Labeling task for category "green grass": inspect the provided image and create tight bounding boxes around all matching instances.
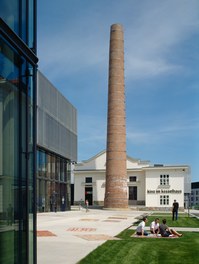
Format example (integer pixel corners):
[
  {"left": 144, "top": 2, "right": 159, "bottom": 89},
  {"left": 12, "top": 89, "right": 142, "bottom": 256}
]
[
  {"left": 145, "top": 214, "right": 199, "bottom": 228},
  {"left": 132, "top": 213, "right": 199, "bottom": 228},
  {"left": 79, "top": 231, "right": 199, "bottom": 264},
  {"left": 78, "top": 214, "right": 199, "bottom": 264}
]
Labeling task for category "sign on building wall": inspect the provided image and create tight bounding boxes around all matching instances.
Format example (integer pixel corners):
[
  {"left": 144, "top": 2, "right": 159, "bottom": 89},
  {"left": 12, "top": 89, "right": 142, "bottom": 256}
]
[{"left": 147, "top": 189, "right": 182, "bottom": 194}]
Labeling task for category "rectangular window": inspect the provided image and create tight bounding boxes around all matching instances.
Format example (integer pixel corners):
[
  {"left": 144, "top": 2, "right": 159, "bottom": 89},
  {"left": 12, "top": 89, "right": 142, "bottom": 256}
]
[
  {"left": 37, "top": 151, "right": 47, "bottom": 178},
  {"left": 85, "top": 177, "right": 92, "bottom": 183},
  {"left": 160, "top": 174, "right": 169, "bottom": 185},
  {"left": 160, "top": 195, "right": 169, "bottom": 205},
  {"left": 129, "top": 176, "right": 137, "bottom": 182},
  {"left": 56, "top": 157, "right": 60, "bottom": 181},
  {"left": 60, "top": 159, "right": 64, "bottom": 182},
  {"left": 64, "top": 162, "right": 69, "bottom": 182},
  {"left": 47, "top": 154, "right": 51, "bottom": 179},
  {"left": 51, "top": 155, "right": 56, "bottom": 180}
]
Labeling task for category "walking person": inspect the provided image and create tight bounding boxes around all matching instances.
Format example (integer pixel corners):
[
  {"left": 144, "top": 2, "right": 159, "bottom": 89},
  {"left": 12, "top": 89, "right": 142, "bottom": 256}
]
[
  {"left": 85, "top": 199, "right": 89, "bottom": 212},
  {"left": 172, "top": 199, "right": 179, "bottom": 221},
  {"left": 79, "top": 199, "right": 83, "bottom": 210}
]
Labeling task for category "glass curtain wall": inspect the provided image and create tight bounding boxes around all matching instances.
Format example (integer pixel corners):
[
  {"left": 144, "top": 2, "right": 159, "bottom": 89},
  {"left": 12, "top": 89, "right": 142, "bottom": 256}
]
[
  {"left": 37, "top": 149, "right": 71, "bottom": 212},
  {"left": 0, "top": 35, "right": 36, "bottom": 264},
  {"left": 0, "top": 0, "right": 37, "bottom": 263}
]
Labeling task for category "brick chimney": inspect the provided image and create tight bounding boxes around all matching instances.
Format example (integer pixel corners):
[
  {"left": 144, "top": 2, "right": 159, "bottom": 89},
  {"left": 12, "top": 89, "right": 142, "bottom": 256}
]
[{"left": 104, "top": 24, "right": 128, "bottom": 209}]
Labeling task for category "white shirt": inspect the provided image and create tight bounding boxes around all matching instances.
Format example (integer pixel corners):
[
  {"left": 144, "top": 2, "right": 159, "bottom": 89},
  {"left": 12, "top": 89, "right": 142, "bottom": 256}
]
[
  {"left": 150, "top": 221, "right": 159, "bottom": 232},
  {"left": 136, "top": 221, "right": 145, "bottom": 233}
]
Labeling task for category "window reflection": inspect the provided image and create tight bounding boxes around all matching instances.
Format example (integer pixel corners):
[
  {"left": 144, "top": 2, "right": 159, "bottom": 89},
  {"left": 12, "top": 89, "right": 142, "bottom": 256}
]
[
  {"left": 36, "top": 149, "right": 71, "bottom": 212},
  {"left": 0, "top": 0, "right": 19, "bottom": 34},
  {"left": 0, "top": 35, "right": 35, "bottom": 263},
  {"left": 0, "top": 38, "right": 20, "bottom": 263}
]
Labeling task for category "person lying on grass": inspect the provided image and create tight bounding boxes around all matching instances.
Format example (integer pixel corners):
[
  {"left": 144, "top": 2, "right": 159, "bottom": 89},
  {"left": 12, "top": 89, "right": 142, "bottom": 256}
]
[
  {"left": 150, "top": 218, "right": 160, "bottom": 235},
  {"left": 136, "top": 217, "right": 148, "bottom": 236},
  {"left": 159, "top": 219, "right": 183, "bottom": 237}
]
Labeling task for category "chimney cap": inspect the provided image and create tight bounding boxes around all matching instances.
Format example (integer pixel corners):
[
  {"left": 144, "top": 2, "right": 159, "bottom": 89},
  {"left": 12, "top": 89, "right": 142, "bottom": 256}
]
[{"left": 111, "top": 24, "right": 123, "bottom": 30}]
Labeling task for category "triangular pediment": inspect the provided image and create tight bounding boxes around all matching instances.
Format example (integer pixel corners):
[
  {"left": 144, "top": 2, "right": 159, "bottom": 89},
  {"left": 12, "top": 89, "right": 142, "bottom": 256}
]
[{"left": 74, "top": 150, "right": 150, "bottom": 171}]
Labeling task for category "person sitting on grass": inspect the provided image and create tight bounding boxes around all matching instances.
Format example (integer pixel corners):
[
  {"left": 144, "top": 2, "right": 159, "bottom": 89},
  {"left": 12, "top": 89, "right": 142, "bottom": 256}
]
[
  {"left": 136, "top": 217, "right": 148, "bottom": 236},
  {"left": 159, "top": 219, "right": 183, "bottom": 237},
  {"left": 150, "top": 218, "right": 160, "bottom": 234}
]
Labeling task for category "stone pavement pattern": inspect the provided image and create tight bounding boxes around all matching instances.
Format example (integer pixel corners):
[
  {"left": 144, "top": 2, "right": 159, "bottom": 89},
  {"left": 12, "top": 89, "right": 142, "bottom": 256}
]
[{"left": 37, "top": 209, "right": 146, "bottom": 264}]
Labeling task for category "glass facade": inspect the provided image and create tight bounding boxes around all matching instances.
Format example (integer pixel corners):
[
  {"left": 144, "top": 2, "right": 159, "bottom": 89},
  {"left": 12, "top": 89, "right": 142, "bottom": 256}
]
[
  {"left": 0, "top": 1, "right": 37, "bottom": 263},
  {"left": 0, "top": 0, "right": 36, "bottom": 51},
  {"left": 37, "top": 149, "right": 71, "bottom": 212}
]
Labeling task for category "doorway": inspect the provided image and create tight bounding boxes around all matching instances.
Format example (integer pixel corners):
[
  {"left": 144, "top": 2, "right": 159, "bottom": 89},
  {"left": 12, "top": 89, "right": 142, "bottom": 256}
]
[
  {"left": 129, "top": 186, "right": 137, "bottom": 205},
  {"left": 85, "top": 187, "right": 93, "bottom": 206}
]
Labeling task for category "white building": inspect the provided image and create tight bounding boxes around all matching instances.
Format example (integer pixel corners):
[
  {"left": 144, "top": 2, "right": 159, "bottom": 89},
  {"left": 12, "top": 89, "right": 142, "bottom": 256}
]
[{"left": 74, "top": 150, "right": 191, "bottom": 210}]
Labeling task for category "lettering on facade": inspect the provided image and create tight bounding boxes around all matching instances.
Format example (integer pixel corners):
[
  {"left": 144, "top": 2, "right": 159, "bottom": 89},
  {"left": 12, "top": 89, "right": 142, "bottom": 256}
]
[{"left": 147, "top": 189, "right": 182, "bottom": 194}]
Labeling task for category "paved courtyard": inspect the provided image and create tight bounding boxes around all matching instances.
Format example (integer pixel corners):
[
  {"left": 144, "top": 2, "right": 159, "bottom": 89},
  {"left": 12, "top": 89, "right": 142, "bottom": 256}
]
[{"left": 37, "top": 208, "right": 146, "bottom": 264}]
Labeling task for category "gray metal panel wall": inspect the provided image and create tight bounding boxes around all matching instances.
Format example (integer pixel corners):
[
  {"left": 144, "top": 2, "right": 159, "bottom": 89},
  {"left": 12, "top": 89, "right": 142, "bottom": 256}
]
[{"left": 37, "top": 71, "right": 77, "bottom": 161}]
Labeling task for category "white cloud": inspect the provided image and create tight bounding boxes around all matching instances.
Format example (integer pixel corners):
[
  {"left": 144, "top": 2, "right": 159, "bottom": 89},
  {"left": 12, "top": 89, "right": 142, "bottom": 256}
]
[
  {"left": 126, "top": 58, "right": 182, "bottom": 79},
  {"left": 124, "top": 0, "right": 199, "bottom": 79},
  {"left": 38, "top": 0, "right": 199, "bottom": 82},
  {"left": 127, "top": 116, "right": 199, "bottom": 146},
  {"left": 38, "top": 35, "right": 106, "bottom": 77}
]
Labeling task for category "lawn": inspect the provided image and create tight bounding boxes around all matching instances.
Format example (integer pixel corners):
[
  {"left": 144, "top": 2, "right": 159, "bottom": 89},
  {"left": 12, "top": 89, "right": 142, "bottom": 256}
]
[
  {"left": 139, "top": 213, "right": 199, "bottom": 228},
  {"left": 78, "top": 214, "right": 199, "bottom": 264}
]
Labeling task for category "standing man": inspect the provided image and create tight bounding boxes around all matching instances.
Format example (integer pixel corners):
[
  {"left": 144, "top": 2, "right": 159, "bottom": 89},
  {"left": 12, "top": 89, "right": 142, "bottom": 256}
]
[{"left": 172, "top": 199, "right": 179, "bottom": 221}]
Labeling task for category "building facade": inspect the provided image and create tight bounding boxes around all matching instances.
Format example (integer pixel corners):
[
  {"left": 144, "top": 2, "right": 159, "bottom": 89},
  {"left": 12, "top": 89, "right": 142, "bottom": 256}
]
[
  {"left": 191, "top": 182, "right": 199, "bottom": 208},
  {"left": 37, "top": 71, "right": 77, "bottom": 212},
  {"left": 0, "top": 1, "right": 38, "bottom": 263},
  {"left": 74, "top": 150, "right": 191, "bottom": 210}
]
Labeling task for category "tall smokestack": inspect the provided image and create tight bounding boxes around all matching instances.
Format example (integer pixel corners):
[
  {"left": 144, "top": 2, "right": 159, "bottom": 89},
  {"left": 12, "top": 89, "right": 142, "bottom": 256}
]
[{"left": 104, "top": 24, "right": 128, "bottom": 209}]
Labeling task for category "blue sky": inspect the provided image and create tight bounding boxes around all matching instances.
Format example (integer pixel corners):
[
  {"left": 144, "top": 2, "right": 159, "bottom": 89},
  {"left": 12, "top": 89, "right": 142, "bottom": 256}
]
[{"left": 37, "top": 0, "right": 199, "bottom": 182}]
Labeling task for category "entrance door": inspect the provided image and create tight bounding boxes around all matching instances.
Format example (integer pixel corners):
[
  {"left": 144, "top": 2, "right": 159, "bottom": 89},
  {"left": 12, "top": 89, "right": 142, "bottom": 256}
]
[
  {"left": 85, "top": 187, "right": 93, "bottom": 206},
  {"left": 129, "top": 186, "right": 137, "bottom": 205}
]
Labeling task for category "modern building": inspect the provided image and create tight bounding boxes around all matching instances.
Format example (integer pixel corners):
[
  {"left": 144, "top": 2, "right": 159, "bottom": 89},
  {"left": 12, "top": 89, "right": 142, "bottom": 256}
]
[
  {"left": 191, "top": 182, "right": 199, "bottom": 208},
  {"left": 74, "top": 150, "right": 191, "bottom": 210},
  {"left": 36, "top": 71, "right": 77, "bottom": 212},
  {"left": 0, "top": 1, "right": 38, "bottom": 263}
]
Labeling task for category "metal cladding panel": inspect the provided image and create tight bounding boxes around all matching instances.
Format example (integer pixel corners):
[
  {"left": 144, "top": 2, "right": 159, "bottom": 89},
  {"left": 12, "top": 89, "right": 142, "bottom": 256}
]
[{"left": 37, "top": 71, "right": 77, "bottom": 161}]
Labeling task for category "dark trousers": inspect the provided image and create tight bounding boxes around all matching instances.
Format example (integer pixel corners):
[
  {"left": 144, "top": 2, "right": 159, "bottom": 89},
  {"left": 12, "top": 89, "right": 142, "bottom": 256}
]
[{"left": 172, "top": 210, "right": 178, "bottom": 220}]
